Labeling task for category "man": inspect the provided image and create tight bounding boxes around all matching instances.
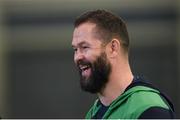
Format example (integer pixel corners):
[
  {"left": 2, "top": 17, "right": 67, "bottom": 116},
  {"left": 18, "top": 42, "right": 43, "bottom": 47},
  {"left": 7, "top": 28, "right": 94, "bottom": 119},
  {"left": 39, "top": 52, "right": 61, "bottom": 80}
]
[{"left": 71, "top": 10, "right": 175, "bottom": 119}]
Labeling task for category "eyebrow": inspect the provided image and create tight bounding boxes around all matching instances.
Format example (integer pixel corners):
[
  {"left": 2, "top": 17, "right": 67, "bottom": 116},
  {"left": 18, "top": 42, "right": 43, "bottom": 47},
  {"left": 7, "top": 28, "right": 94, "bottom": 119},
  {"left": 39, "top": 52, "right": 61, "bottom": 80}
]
[{"left": 72, "top": 41, "right": 90, "bottom": 48}]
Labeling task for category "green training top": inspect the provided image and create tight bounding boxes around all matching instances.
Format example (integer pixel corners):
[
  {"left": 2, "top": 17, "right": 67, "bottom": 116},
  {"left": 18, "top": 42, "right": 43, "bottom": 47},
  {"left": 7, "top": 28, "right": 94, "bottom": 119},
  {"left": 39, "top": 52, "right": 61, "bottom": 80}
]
[{"left": 85, "top": 86, "right": 170, "bottom": 119}]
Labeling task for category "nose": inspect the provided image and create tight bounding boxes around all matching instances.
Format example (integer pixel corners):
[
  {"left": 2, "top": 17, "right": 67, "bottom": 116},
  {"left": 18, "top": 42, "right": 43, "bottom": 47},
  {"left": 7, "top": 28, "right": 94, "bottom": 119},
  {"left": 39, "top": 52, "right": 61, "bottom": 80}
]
[{"left": 74, "top": 50, "right": 85, "bottom": 64}]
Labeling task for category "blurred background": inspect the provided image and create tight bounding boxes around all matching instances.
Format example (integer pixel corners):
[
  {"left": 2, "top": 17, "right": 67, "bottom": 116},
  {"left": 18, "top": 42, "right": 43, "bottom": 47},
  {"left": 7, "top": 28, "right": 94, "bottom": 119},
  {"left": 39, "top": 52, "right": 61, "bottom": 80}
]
[{"left": 0, "top": 0, "right": 179, "bottom": 118}]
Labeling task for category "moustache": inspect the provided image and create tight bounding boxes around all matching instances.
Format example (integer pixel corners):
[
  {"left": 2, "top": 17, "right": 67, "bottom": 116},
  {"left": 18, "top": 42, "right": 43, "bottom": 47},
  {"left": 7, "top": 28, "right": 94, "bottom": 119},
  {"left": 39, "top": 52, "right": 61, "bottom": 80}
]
[{"left": 77, "top": 59, "right": 91, "bottom": 67}]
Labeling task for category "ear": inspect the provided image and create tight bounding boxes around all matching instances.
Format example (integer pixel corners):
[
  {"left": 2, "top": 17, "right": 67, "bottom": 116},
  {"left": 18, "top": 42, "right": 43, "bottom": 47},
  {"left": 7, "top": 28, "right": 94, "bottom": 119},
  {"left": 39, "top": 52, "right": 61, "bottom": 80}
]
[{"left": 107, "top": 39, "right": 120, "bottom": 58}]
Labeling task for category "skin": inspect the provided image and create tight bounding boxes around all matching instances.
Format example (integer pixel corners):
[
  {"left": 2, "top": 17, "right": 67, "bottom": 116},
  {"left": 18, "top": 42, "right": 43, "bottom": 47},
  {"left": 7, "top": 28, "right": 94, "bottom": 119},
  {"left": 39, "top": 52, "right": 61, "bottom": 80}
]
[{"left": 72, "top": 22, "right": 133, "bottom": 106}]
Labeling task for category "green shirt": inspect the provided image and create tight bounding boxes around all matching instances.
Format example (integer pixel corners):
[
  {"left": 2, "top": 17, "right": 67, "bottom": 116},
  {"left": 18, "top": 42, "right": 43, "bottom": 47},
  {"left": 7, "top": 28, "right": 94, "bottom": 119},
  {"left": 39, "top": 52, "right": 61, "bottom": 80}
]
[{"left": 86, "top": 86, "right": 171, "bottom": 119}]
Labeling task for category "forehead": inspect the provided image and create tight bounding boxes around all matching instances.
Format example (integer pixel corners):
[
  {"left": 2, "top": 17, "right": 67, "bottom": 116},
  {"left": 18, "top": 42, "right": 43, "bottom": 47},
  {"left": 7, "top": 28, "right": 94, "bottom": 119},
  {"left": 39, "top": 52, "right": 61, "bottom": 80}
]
[{"left": 72, "top": 22, "right": 102, "bottom": 46}]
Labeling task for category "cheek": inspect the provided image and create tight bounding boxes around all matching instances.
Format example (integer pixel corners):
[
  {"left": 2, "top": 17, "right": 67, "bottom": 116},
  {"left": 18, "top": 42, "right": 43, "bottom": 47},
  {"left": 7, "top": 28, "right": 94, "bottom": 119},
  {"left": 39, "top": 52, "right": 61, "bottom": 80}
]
[{"left": 85, "top": 52, "right": 99, "bottom": 62}]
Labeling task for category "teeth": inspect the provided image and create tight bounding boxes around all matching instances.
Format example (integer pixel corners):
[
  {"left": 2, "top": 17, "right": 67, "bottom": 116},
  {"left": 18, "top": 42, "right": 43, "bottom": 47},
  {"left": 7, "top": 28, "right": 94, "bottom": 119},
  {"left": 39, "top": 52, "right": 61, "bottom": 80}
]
[{"left": 79, "top": 65, "right": 89, "bottom": 71}]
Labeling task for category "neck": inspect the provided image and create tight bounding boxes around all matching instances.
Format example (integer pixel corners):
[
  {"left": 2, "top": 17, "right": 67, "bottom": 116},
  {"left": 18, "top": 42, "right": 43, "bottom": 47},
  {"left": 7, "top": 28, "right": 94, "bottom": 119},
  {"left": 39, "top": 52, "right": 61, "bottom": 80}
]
[{"left": 98, "top": 58, "right": 133, "bottom": 106}]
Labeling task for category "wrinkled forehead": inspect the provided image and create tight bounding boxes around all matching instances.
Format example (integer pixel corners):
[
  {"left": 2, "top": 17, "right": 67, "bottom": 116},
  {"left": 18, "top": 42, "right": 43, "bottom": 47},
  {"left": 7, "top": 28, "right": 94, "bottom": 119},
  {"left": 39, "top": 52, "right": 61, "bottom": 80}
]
[
  {"left": 72, "top": 23, "right": 101, "bottom": 46},
  {"left": 73, "top": 22, "right": 96, "bottom": 37}
]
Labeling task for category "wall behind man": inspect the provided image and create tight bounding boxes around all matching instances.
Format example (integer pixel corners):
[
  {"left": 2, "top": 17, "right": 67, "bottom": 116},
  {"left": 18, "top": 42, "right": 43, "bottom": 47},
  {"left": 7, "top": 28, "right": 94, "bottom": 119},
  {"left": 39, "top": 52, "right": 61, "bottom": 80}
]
[{"left": 0, "top": 0, "right": 179, "bottom": 118}]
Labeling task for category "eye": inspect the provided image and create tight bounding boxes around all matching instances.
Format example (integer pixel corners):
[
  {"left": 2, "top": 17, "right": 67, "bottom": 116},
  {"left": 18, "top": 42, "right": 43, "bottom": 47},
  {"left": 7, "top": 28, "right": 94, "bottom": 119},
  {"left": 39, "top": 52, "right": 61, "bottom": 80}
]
[
  {"left": 82, "top": 46, "right": 89, "bottom": 49},
  {"left": 73, "top": 48, "right": 77, "bottom": 52}
]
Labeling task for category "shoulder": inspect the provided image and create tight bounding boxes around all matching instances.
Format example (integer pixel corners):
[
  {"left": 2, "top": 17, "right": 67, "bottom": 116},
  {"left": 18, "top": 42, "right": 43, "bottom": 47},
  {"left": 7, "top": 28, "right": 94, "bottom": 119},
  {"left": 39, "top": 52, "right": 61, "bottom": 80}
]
[
  {"left": 126, "top": 87, "right": 170, "bottom": 118},
  {"left": 139, "top": 106, "right": 175, "bottom": 118},
  {"left": 129, "top": 88, "right": 168, "bottom": 107}
]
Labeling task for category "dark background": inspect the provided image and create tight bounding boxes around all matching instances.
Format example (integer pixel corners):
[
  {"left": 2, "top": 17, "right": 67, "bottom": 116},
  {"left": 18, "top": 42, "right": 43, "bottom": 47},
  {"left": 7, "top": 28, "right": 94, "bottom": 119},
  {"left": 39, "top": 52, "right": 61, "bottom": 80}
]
[{"left": 0, "top": 0, "right": 179, "bottom": 118}]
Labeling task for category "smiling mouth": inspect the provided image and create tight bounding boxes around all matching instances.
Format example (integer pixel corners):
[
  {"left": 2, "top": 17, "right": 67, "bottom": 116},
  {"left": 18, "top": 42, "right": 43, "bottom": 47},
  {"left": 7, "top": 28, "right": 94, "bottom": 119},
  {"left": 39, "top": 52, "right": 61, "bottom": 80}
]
[
  {"left": 79, "top": 64, "right": 91, "bottom": 77},
  {"left": 79, "top": 64, "right": 90, "bottom": 71}
]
